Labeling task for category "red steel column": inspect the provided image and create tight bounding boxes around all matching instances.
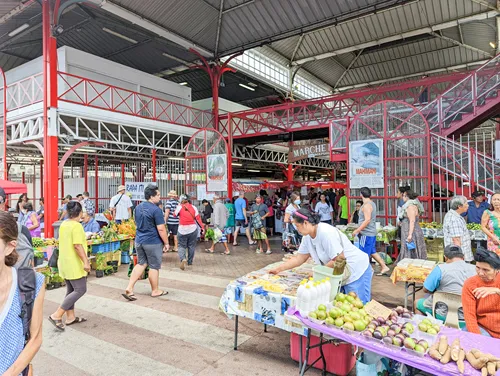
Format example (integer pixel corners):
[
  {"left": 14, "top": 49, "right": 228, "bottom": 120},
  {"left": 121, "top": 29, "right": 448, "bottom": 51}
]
[
  {"left": 121, "top": 163, "right": 125, "bottom": 185},
  {"left": 227, "top": 113, "right": 233, "bottom": 198},
  {"left": 83, "top": 154, "right": 88, "bottom": 192},
  {"left": 152, "top": 149, "right": 157, "bottom": 182},
  {"left": 42, "top": 0, "right": 59, "bottom": 237},
  {"left": 40, "top": 161, "right": 43, "bottom": 197},
  {"left": 94, "top": 155, "right": 98, "bottom": 210}
]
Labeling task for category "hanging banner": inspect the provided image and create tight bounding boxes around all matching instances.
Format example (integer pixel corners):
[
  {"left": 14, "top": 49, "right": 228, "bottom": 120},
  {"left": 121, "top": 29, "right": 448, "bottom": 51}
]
[
  {"left": 207, "top": 153, "right": 227, "bottom": 191},
  {"left": 125, "top": 181, "right": 147, "bottom": 201},
  {"left": 349, "top": 139, "right": 384, "bottom": 188},
  {"left": 289, "top": 142, "right": 329, "bottom": 163}
]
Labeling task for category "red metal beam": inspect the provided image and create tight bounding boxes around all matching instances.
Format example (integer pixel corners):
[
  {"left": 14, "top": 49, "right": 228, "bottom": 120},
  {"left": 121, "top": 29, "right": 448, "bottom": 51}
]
[{"left": 58, "top": 141, "right": 105, "bottom": 179}]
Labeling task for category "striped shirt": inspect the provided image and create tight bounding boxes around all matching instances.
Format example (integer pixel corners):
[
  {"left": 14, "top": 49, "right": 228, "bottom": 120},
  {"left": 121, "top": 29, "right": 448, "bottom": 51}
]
[{"left": 165, "top": 199, "right": 179, "bottom": 225}]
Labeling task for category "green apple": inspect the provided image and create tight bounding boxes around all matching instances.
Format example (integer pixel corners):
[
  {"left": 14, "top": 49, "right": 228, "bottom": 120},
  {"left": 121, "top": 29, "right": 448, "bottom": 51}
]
[
  {"left": 317, "top": 310, "right": 327, "bottom": 320},
  {"left": 325, "top": 317, "right": 335, "bottom": 325},
  {"left": 318, "top": 304, "right": 327, "bottom": 311},
  {"left": 343, "top": 322, "right": 355, "bottom": 331},
  {"left": 353, "top": 320, "right": 367, "bottom": 331},
  {"left": 309, "top": 312, "right": 318, "bottom": 319},
  {"left": 418, "top": 323, "right": 429, "bottom": 332},
  {"left": 334, "top": 317, "right": 344, "bottom": 327},
  {"left": 335, "top": 293, "right": 346, "bottom": 302}
]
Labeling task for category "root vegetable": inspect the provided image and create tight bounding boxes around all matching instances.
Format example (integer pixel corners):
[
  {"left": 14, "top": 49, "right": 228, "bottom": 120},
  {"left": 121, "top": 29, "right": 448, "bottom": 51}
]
[
  {"left": 440, "top": 346, "right": 452, "bottom": 364},
  {"left": 438, "top": 336, "right": 448, "bottom": 355},
  {"left": 487, "top": 362, "right": 496, "bottom": 376},
  {"left": 457, "top": 349, "right": 466, "bottom": 374},
  {"left": 451, "top": 339, "right": 461, "bottom": 361},
  {"left": 470, "top": 350, "right": 500, "bottom": 363},
  {"left": 482, "top": 367, "right": 487, "bottom": 376},
  {"left": 466, "top": 351, "right": 489, "bottom": 370}
]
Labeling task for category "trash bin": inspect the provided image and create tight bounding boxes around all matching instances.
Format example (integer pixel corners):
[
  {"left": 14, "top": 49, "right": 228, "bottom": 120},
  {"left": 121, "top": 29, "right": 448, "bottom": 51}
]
[{"left": 52, "top": 221, "right": 63, "bottom": 239}]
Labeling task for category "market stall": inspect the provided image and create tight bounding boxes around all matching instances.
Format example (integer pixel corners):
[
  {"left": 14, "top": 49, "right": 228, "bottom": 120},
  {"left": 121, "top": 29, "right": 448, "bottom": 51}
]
[
  {"left": 389, "top": 258, "right": 436, "bottom": 310},
  {"left": 33, "top": 219, "right": 136, "bottom": 284},
  {"left": 293, "top": 309, "right": 500, "bottom": 376}
]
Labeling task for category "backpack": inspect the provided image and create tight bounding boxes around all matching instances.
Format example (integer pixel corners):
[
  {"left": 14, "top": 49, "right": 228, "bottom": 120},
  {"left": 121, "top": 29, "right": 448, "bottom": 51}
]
[
  {"left": 14, "top": 224, "right": 34, "bottom": 269},
  {"left": 264, "top": 197, "right": 272, "bottom": 207},
  {"left": 17, "top": 267, "right": 36, "bottom": 376}
]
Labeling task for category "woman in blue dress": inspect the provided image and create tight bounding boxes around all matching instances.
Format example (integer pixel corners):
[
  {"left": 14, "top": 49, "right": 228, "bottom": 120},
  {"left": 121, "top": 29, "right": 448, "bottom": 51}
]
[{"left": 0, "top": 211, "right": 45, "bottom": 376}]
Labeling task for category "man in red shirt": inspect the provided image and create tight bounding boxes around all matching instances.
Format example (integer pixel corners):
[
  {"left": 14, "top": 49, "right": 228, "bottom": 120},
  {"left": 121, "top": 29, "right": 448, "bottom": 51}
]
[{"left": 462, "top": 247, "right": 500, "bottom": 338}]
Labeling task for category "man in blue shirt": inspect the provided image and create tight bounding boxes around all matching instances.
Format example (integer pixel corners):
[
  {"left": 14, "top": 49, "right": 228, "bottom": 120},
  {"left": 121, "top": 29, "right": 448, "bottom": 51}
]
[
  {"left": 466, "top": 191, "right": 489, "bottom": 224},
  {"left": 122, "top": 184, "right": 169, "bottom": 301},
  {"left": 81, "top": 212, "right": 100, "bottom": 233},
  {"left": 233, "top": 192, "right": 255, "bottom": 246}
]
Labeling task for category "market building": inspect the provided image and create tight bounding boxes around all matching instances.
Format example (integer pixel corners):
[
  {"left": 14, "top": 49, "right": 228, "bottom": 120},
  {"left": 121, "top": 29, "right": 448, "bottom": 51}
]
[{"left": 0, "top": 0, "right": 500, "bottom": 375}]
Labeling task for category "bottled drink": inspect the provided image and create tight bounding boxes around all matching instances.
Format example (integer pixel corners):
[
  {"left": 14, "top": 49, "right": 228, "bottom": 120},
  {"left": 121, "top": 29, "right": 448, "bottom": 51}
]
[
  {"left": 300, "top": 284, "right": 312, "bottom": 317},
  {"left": 296, "top": 279, "right": 307, "bottom": 312}
]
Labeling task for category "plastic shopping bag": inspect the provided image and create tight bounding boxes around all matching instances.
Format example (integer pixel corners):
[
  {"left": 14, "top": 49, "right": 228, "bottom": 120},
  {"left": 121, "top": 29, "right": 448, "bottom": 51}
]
[
  {"left": 213, "top": 228, "right": 223, "bottom": 243},
  {"left": 356, "top": 351, "right": 389, "bottom": 376}
]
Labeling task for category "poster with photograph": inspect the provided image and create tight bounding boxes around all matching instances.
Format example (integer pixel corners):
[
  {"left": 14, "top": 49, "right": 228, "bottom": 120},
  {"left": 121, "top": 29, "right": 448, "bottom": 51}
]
[
  {"left": 349, "top": 139, "right": 384, "bottom": 188},
  {"left": 207, "top": 154, "right": 227, "bottom": 191}
]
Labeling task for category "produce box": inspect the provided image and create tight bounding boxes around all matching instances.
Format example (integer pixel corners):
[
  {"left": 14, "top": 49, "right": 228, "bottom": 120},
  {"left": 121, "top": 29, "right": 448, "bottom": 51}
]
[
  {"left": 425, "top": 238, "right": 445, "bottom": 263},
  {"left": 112, "top": 250, "right": 122, "bottom": 266}
]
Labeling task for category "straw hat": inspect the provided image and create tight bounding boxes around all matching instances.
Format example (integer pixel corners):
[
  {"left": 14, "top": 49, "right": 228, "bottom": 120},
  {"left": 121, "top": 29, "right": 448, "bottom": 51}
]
[{"left": 117, "top": 185, "right": 126, "bottom": 193}]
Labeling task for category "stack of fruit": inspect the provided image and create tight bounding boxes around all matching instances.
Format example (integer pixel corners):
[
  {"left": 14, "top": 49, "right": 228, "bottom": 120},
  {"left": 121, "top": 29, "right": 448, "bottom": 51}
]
[
  {"left": 417, "top": 317, "right": 441, "bottom": 335},
  {"left": 419, "top": 222, "right": 443, "bottom": 229},
  {"left": 466, "top": 223, "right": 482, "bottom": 230},
  {"left": 308, "top": 292, "right": 369, "bottom": 332},
  {"left": 363, "top": 317, "right": 429, "bottom": 354}
]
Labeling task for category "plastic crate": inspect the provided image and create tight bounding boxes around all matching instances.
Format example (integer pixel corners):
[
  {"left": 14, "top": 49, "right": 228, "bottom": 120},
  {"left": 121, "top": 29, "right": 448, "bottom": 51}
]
[
  {"left": 121, "top": 252, "right": 131, "bottom": 264},
  {"left": 110, "top": 241, "right": 121, "bottom": 251},
  {"left": 92, "top": 243, "right": 110, "bottom": 254},
  {"left": 290, "top": 333, "right": 356, "bottom": 376}
]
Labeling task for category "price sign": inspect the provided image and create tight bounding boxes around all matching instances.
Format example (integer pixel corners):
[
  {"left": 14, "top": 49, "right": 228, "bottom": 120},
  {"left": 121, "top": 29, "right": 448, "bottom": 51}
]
[{"left": 364, "top": 300, "right": 392, "bottom": 319}]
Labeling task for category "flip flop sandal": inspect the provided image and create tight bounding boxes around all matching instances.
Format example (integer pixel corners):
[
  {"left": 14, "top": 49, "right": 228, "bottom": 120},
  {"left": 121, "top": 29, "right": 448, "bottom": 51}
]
[
  {"left": 66, "top": 317, "right": 87, "bottom": 326},
  {"left": 152, "top": 290, "right": 169, "bottom": 298},
  {"left": 221, "top": 252, "right": 231, "bottom": 255},
  {"left": 122, "top": 293, "right": 138, "bottom": 301},
  {"left": 249, "top": 241, "right": 257, "bottom": 245},
  {"left": 376, "top": 272, "right": 390, "bottom": 277},
  {"left": 205, "top": 249, "right": 214, "bottom": 254},
  {"left": 48, "top": 316, "right": 65, "bottom": 331},
  {"left": 232, "top": 243, "right": 239, "bottom": 246}
]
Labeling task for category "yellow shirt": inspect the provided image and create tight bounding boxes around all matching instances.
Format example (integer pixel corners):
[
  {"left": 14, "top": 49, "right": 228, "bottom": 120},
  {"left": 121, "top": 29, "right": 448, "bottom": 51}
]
[{"left": 57, "top": 220, "right": 88, "bottom": 280}]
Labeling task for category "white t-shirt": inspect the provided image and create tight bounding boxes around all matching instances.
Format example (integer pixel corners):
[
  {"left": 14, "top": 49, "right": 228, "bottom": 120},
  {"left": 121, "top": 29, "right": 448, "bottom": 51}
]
[
  {"left": 109, "top": 194, "right": 133, "bottom": 220},
  {"left": 315, "top": 202, "right": 333, "bottom": 222},
  {"left": 298, "top": 223, "right": 369, "bottom": 285}
]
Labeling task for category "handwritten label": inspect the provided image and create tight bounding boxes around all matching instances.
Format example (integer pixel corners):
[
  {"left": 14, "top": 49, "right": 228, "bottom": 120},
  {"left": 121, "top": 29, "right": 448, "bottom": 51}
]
[{"left": 364, "top": 300, "right": 392, "bottom": 319}]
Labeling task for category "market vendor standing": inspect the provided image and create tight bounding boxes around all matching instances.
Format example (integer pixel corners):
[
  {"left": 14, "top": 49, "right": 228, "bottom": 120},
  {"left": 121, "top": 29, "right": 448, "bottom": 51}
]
[
  {"left": 269, "top": 208, "right": 373, "bottom": 304},
  {"left": 466, "top": 190, "right": 488, "bottom": 224},
  {"left": 352, "top": 187, "right": 390, "bottom": 276}
]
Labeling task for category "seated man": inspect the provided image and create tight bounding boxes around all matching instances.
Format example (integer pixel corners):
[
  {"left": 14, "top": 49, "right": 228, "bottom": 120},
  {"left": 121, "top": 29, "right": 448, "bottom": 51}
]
[
  {"left": 462, "top": 247, "right": 500, "bottom": 338},
  {"left": 416, "top": 245, "right": 475, "bottom": 327},
  {"left": 82, "top": 211, "right": 101, "bottom": 233}
]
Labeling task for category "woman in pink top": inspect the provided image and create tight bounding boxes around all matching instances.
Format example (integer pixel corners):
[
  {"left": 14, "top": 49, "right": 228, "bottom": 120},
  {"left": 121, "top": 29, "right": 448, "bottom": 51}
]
[{"left": 21, "top": 202, "right": 41, "bottom": 237}]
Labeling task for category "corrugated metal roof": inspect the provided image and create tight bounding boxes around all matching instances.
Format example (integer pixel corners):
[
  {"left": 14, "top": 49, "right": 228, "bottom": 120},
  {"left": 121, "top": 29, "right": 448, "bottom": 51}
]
[{"left": 290, "top": 0, "right": 489, "bottom": 61}]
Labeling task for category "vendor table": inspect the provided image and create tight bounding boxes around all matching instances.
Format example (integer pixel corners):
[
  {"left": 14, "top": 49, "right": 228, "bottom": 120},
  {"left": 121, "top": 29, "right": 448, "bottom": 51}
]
[
  {"left": 293, "top": 309, "right": 500, "bottom": 376},
  {"left": 390, "top": 259, "right": 436, "bottom": 311}
]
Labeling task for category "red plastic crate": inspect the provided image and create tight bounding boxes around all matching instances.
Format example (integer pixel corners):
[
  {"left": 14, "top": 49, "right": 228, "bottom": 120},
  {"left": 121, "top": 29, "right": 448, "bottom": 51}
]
[{"left": 290, "top": 333, "right": 356, "bottom": 376}]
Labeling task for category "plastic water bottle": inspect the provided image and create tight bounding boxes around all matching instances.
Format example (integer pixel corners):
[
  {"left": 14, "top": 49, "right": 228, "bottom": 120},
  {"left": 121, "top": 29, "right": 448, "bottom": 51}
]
[
  {"left": 324, "top": 277, "right": 332, "bottom": 302},
  {"left": 310, "top": 282, "right": 318, "bottom": 311},
  {"left": 319, "top": 280, "right": 327, "bottom": 304},
  {"left": 296, "top": 279, "right": 307, "bottom": 312},
  {"left": 300, "top": 284, "right": 312, "bottom": 317}
]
